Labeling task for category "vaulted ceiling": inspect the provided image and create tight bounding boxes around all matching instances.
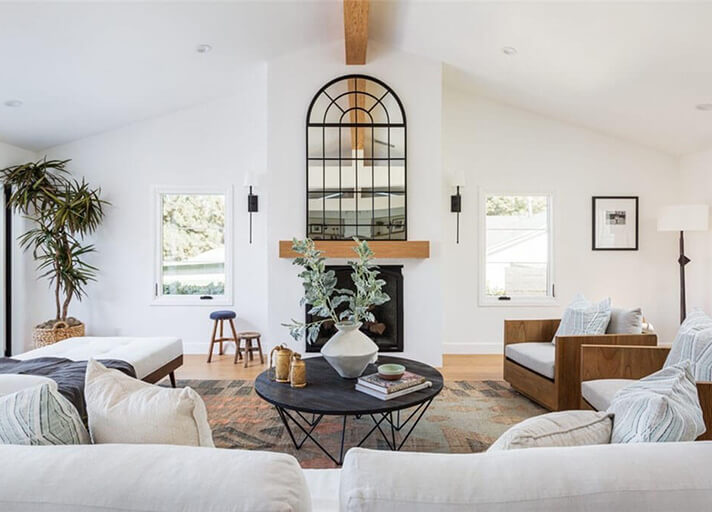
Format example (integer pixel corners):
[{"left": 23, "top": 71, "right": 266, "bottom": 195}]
[{"left": 2, "top": 1, "right": 712, "bottom": 155}]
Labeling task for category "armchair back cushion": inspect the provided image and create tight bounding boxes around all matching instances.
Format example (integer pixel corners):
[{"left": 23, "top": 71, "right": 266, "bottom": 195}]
[
  {"left": 664, "top": 309, "right": 712, "bottom": 381},
  {"left": 608, "top": 362, "right": 705, "bottom": 443},
  {"left": 552, "top": 294, "right": 611, "bottom": 343},
  {"left": 606, "top": 307, "right": 643, "bottom": 334}
]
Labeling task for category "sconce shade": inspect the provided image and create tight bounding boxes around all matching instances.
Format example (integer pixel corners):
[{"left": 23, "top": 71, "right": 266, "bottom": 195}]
[
  {"left": 657, "top": 204, "right": 709, "bottom": 232},
  {"left": 243, "top": 172, "right": 259, "bottom": 188},
  {"left": 451, "top": 170, "right": 467, "bottom": 188}
]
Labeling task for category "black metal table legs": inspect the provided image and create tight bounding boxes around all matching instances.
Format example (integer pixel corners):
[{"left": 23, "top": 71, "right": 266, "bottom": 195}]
[{"left": 275, "top": 399, "right": 434, "bottom": 466}]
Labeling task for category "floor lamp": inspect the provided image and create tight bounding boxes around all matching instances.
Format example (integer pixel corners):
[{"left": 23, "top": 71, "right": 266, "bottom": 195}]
[{"left": 657, "top": 204, "right": 709, "bottom": 323}]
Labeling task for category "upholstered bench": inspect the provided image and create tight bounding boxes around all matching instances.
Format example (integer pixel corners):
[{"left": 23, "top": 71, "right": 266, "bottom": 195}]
[{"left": 13, "top": 336, "right": 183, "bottom": 387}]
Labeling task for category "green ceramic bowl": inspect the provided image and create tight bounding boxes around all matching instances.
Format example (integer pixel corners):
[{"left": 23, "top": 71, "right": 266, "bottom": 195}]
[{"left": 378, "top": 363, "right": 406, "bottom": 381}]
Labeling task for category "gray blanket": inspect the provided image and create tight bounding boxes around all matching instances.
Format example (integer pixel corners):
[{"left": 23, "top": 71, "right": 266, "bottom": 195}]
[{"left": 0, "top": 357, "right": 136, "bottom": 419}]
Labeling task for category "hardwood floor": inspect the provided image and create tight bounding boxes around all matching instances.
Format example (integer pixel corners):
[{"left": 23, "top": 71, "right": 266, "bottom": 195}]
[{"left": 174, "top": 353, "right": 504, "bottom": 382}]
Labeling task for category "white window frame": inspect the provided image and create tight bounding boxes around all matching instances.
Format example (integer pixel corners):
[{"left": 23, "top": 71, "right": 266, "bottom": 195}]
[
  {"left": 152, "top": 186, "right": 233, "bottom": 306},
  {"left": 478, "top": 189, "right": 556, "bottom": 307}
]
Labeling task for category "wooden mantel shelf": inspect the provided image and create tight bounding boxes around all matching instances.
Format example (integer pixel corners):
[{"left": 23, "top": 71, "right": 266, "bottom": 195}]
[{"left": 278, "top": 240, "right": 430, "bottom": 259}]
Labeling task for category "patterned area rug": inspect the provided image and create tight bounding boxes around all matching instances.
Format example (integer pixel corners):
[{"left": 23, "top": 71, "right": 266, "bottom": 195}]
[{"left": 176, "top": 379, "right": 545, "bottom": 468}]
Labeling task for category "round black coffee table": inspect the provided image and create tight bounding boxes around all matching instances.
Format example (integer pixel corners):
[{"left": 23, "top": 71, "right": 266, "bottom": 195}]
[{"left": 255, "top": 356, "right": 443, "bottom": 465}]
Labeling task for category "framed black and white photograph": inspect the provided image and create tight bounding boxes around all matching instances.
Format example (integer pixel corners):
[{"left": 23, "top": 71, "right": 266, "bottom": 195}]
[{"left": 592, "top": 196, "right": 639, "bottom": 250}]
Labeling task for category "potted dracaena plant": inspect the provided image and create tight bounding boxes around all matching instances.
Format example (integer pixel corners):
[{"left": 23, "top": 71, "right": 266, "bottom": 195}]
[
  {"left": 0, "top": 158, "right": 108, "bottom": 347},
  {"left": 283, "top": 238, "right": 390, "bottom": 378}
]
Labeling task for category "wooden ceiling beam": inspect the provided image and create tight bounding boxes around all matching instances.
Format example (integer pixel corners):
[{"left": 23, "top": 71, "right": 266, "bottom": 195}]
[{"left": 344, "top": 0, "right": 369, "bottom": 65}]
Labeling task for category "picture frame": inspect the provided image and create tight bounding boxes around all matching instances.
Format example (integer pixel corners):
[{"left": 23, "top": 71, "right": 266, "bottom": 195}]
[{"left": 592, "top": 196, "right": 639, "bottom": 251}]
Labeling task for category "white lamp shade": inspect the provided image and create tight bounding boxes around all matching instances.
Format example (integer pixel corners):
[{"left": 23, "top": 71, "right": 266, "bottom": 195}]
[
  {"left": 243, "top": 172, "right": 259, "bottom": 188},
  {"left": 451, "top": 170, "right": 467, "bottom": 188},
  {"left": 657, "top": 204, "right": 709, "bottom": 232}
]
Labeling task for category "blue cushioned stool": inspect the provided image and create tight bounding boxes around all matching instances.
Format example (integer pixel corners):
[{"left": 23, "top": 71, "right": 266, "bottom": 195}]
[{"left": 207, "top": 310, "right": 239, "bottom": 363}]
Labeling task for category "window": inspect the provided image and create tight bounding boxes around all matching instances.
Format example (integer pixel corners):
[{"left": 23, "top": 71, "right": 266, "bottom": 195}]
[
  {"left": 480, "top": 192, "right": 554, "bottom": 306},
  {"left": 154, "top": 188, "right": 232, "bottom": 305},
  {"left": 306, "top": 75, "right": 407, "bottom": 240}
]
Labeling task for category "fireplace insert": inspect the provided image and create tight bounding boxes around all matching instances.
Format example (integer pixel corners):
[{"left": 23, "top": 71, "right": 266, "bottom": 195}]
[{"left": 305, "top": 265, "right": 403, "bottom": 353}]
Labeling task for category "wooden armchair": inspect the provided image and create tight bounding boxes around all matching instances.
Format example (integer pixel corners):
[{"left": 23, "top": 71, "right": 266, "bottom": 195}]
[
  {"left": 580, "top": 344, "right": 712, "bottom": 441},
  {"left": 503, "top": 319, "right": 657, "bottom": 411}
]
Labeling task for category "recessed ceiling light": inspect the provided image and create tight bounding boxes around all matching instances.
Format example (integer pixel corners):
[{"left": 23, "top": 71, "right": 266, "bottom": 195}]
[
  {"left": 196, "top": 44, "right": 213, "bottom": 54},
  {"left": 696, "top": 103, "right": 712, "bottom": 111},
  {"left": 4, "top": 99, "right": 23, "bottom": 108},
  {"left": 502, "top": 46, "right": 518, "bottom": 56}
]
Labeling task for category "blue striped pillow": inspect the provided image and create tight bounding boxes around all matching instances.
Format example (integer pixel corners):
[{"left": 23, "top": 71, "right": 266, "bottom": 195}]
[
  {"left": 665, "top": 309, "right": 712, "bottom": 381},
  {"left": 0, "top": 383, "right": 89, "bottom": 445},
  {"left": 552, "top": 294, "right": 611, "bottom": 344},
  {"left": 608, "top": 361, "right": 705, "bottom": 443}
]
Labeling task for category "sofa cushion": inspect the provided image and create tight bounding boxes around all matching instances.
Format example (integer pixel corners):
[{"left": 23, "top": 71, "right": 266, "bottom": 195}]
[
  {"left": 608, "top": 362, "right": 705, "bottom": 443},
  {"left": 0, "top": 374, "right": 57, "bottom": 397},
  {"left": 552, "top": 294, "right": 611, "bottom": 343},
  {"left": 0, "top": 383, "right": 89, "bottom": 445},
  {"left": 488, "top": 410, "right": 612, "bottom": 451},
  {"left": 505, "top": 342, "right": 555, "bottom": 379},
  {"left": 85, "top": 359, "right": 214, "bottom": 447},
  {"left": 304, "top": 469, "right": 341, "bottom": 512},
  {"left": 606, "top": 307, "right": 643, "bottom": 334},
  {"left": 340, "top": 443, "right": 712, "bottom": 512},
  {"left": 664, "top": 309, "right": 712, "bottom": 381},
  {"left": 0, "top": 444, "right": 311, "bottom": 511},
  {"left": 582, "top": 379, "right": 634, "bottom": 411}
]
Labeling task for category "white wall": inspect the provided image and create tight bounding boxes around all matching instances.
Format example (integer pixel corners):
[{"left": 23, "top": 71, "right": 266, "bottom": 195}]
[
  {"left": 266, "top": 42, "right": 444, "bottom": 367},
  {"left": 27, "top": 66, "right": 269, "bottom": 354},
  {"left": 442, "top": 86, "right": 683, "bottom": 352},
  {"left": 680, "top": 148, "right": 712, "bottom": 314},
  {"left": 0, "top": 141, "right": 37, "bottom": 355}
]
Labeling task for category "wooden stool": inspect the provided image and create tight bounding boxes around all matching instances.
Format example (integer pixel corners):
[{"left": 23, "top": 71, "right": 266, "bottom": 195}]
[
  {"left": 236, "top": 331, "right": 264, "bottom": 367},
  {"left": 207, "top": 310, "right": 239, "bottom": 363}
]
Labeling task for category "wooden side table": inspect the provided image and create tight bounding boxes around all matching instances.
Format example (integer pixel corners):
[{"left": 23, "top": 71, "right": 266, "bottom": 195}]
[{"left": 236, "top": 331, "right": 264, "bottom": 367}]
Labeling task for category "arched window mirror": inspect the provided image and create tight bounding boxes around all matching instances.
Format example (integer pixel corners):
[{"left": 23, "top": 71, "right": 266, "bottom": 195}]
[{"left": 306, "top": 75, "right": 406, "bottom": 240}]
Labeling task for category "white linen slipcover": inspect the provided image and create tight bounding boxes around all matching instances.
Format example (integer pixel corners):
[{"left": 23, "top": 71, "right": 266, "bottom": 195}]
[
  {"left": 340, "top": 443, "right": 712, "bottom": 512},
  {"left": 0, "top": 444, "right": 311, "bottom": 512}
]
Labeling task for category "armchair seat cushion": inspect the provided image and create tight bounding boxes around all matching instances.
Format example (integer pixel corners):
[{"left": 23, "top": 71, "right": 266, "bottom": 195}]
[
  {"left": 505, "top": 343, "right": 555, "bottom": 379},
  {"left": 582, "top": 379, "right": 634, "bottom": 411}
]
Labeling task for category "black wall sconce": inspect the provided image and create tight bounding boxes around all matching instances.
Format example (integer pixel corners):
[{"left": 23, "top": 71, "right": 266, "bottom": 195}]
[
  {"left": 243, "top": 173, "right": 259, "bottom": 244},
  {"left": 450, "top": 172, "right": 466, "bottom": 244}
]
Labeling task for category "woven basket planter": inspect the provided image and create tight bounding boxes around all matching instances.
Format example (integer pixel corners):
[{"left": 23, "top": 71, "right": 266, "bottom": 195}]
[{"left": 32, "top": 321, "right": 85, "bottom": 348}]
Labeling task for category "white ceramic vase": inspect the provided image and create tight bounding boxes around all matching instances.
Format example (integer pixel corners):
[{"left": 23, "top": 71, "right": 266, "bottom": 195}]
[{"left": 321, "top": 321, "right": 378, "bottom": 378}]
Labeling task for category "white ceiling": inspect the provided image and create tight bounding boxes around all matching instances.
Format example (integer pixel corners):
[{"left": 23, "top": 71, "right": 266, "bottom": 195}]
[
  {"left": 0, "top": 1, "right": 342, "bottom": 150},
  {"left": 2, "top": 1, "right": 712, "bottom": 155},
  {"left": 370, "top": 1, "right": 712, "bottom": 156}
]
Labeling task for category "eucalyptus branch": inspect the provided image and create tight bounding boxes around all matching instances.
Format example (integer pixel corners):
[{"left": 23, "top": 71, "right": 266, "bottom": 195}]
[{"left": 284, "top": 237, "right": 390, "bottom": 344}]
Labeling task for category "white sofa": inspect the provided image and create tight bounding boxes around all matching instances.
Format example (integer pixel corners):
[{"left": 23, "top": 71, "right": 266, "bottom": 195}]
[{"left": 1, "top": 442, "right": 711, "bottom": 511}]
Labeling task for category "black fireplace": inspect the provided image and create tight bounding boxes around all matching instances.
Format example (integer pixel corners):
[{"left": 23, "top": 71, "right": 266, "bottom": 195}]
[{"left": 305, "top": 265, "right": 404, "bottom": 353}]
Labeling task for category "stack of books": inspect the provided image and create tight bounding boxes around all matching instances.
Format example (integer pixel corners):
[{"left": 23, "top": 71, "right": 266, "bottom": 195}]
[{"left": 355, "top": 371, "right": 432, "bottom": 400}]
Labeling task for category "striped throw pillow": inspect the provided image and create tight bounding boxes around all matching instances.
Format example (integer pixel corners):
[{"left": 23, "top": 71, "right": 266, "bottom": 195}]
[
  {"left": 608, "top": 362, "right": 705, "bottom": 443},
  {"left": 0, "top": 383, "right": 89, "bottom": 445},
  {"left": 665, "top": 309, "right": 712, "bottom": 381},
  {"left": 552, "top": 294, "right": 611, "bottom": 343}
]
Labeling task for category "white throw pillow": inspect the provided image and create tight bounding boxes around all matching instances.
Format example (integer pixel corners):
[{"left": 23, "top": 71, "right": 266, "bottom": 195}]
[
  {"left": 664, "top": 308, "right": 712, "bottom": 381},
  {"left": 85, "top": 359, "right": 214, "bottom": 446},
  {"left": 552, "top": 294, "right": 611, "bottom": 343},
  {"left": 0, "top": 383, "right": 89, "bottom": 445},
  {"left": 608, "top": 361, "right": 705, "bottom": 443},
  {"left": 488, "top": 410, "right": 612, "bottom": 451}
]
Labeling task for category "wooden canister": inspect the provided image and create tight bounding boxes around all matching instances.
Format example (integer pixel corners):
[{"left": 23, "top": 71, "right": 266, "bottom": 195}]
[{"left": 289, "top": 353, "right": 307, "bottom": 388}]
